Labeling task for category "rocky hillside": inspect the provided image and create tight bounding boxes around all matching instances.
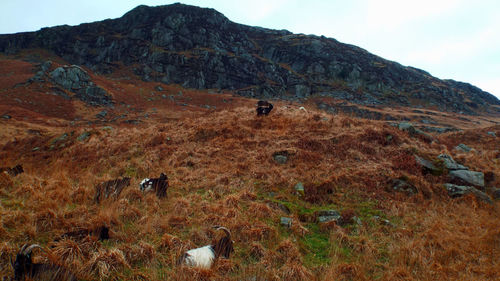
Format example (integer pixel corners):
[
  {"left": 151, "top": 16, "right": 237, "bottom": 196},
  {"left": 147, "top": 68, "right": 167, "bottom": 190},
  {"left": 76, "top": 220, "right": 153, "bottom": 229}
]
[{"left": 1, "top": 3, "right": 499, "bottom": 116}]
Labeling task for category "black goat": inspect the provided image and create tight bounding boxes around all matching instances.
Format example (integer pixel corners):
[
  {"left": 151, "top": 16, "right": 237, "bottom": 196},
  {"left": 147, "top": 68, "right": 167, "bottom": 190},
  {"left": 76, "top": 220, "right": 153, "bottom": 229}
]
[
  {"left": 139, "top": 173, "right": 168, "bottom": 198},
  {"left": 94, "top": 177, "right": 131, "bottom": 203},
  {"left": 11, "top": 244, "right": 77, "bottom": 281},
  {"left": 0, "top": 164, "right": 24, "bottom": 177},
  {"left": 256, "top": 100, "right": 273, "bottom": 116}
]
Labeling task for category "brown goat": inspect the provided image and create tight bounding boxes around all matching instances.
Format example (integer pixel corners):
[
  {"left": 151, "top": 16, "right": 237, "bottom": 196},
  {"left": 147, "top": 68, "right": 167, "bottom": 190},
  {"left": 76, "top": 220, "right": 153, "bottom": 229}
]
[
  {"left": 11, "top": 244, "right": 77, "bottom": 281},
  {"left": 94, "top": 177, "right": 131, "bottom": 203}
]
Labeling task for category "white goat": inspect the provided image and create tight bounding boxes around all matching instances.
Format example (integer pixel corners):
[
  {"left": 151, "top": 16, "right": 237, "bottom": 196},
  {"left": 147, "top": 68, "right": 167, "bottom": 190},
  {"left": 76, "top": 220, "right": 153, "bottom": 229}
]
[{"left": 179, "top": 226, "right": 234, "bottom": 269}]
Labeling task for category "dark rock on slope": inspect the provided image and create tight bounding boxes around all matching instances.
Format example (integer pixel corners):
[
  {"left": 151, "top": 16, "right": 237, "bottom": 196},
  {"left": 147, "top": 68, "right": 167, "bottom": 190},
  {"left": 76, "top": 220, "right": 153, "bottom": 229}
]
[{"left": 1, "top": 3, "right": 499, "bottom": 114}]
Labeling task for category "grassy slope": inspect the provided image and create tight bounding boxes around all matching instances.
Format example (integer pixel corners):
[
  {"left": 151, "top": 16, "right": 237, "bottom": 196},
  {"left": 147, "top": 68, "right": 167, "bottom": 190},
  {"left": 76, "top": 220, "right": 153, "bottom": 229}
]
[{"left": 0, "top": 56, "right": 500, "bottom": 280}]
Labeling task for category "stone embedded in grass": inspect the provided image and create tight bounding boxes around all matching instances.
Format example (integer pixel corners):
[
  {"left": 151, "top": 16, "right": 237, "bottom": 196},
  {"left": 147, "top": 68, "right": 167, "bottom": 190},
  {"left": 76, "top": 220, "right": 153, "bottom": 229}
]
[
  {"left": 449, "top": 170, "right": 484, "bottom": 188},
  {"left": 317, "top": 210, "right": 341, "bottom": 223},
  {"left": 273, "top": 154, "right": 288, "bottom": 164},
  {"left": 51, "top": 133, "right": 69, "bottom": 144},
  {"left": 294, "top": 182, "right": 305, "bottom": 195},
  {"left": 280, "top": 217, "right": 292, "bottom": 227},
  {"left": 455, "top": 143, "right": 472, "bottom": 152},
  {"left": 444, "top": 183, "right": 492, "bottom": 204},
  {"left": 96, "top": 110, "right": 108, "bottom": 119},
  {"left": 77, "top": 131, "right": 91, "bottom": 142}
]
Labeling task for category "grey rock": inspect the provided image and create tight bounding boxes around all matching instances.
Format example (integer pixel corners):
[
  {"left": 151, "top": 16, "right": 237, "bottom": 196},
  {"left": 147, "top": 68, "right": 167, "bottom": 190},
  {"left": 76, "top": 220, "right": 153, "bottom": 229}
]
[
  {"left": 294, "top": 182, "right": 304, "bottom": 194},
  {"left": 41, "top": 61, "right": 52, "bottom": 72},
  {"left": 390, "top": 178, "right": 418, "bottom": 195},
  {"left": 437, "top": 154, "right": 468, "bottom": 170},
  {"left": 280, "top": 217, "right": 292, "bottom": 227},
  {"left": 77, "top": 131, "right": 91, "bottom": 142},
  {"left": 273, "top": 155, "right": 288, "bottom": 164},
  {"left": 51, "top": 133, "right": 68, "bottom": 144},
  {"left": 50, "top": 65, "right": 90, "bottom": 90},
  {"left": 398, "top": 122, "right": 416, "bottom": 133},
  {"left": 318, "top": 209, "right": 341, "bottom": 223},
  {"left": 398, "top": 122, "right": 432, "bottom": 139},
  {"left": 49, "top": 65, "right": 113, "bottom": 106},
  {"left": 449, "top": 170, "right": 484, "bottom": 187},
  {"left": 96, "top": 110, "right": 108, "bottom": 119},
  {"left": 2, "top": 114, "right": 11, "bottom": 119},
  {"left": 414, "top": 155, "right": 438, "bottom": 172},
  {"left": 455, "top": 143, "right": 472, "bottom": 152},
  {"left": 444, "top": 183, "right": 492, "bottom": 204},
  {"left": 487, "top": 131, "right": 496, "bottom": 137}
]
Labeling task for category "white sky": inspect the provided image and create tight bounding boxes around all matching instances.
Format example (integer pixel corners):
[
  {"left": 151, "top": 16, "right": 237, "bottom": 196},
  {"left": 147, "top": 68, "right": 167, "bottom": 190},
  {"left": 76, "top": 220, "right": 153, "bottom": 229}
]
[{"left": 1, "top": 0, "right": 499, "bottom": 99}]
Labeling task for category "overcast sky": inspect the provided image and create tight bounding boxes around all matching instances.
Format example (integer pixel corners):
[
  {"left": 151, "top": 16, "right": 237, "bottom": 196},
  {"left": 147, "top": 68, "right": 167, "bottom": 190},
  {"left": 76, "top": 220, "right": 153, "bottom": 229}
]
[{"left": 1, "top": 0, "right": 499, "bottom": 99}]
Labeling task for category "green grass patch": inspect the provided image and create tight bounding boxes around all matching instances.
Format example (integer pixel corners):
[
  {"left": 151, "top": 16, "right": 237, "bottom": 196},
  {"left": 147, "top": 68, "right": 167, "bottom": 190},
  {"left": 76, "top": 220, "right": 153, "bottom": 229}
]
[{"left": 301, "top": 223, "right": 331, "bottom": 266}]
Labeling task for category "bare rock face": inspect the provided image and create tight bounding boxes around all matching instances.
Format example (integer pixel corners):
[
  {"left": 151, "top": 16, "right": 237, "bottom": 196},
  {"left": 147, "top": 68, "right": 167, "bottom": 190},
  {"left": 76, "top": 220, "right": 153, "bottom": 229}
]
[{"left": 1, "top": 3, "right": 499, "bottom": 114}]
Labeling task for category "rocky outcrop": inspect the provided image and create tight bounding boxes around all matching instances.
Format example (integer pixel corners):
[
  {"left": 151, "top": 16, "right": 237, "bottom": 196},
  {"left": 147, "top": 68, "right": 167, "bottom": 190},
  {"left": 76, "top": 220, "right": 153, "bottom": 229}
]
[
  {"left": 1, "top": 3, "right": 499, "bottom": 114},
  {"left": 49, "top": 66, "right": 113, "bottom": 106}
]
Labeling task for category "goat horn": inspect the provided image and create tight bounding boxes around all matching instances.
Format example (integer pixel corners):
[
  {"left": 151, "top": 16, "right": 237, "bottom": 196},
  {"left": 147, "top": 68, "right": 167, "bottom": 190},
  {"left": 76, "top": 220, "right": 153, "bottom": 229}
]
[
  {"left": 23, "top": 244, "right": 42, "bottom": 255},
  {"left": 214, "top": 226, "right": 231, "bottom": 237},
  {"left": 19, "top": 243, "right": 29, "bottom": 254}
]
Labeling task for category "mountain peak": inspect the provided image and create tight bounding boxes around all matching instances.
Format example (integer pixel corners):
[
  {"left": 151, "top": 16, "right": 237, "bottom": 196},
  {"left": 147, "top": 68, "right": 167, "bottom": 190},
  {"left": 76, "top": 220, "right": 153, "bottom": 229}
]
[{"left": 0, "top": 4, "right": 498, "bottom": 115}]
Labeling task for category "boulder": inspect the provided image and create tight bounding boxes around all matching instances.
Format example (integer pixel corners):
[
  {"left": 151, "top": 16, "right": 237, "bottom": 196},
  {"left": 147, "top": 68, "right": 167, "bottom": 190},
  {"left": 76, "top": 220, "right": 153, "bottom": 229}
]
[
  {"left": 449, "top": 170, "right": 484, "bottom": 188},
  {"left": 437, "top": 154, "right": 468, "bottom": 170},
  {"left": 444, "top": 183, "right": 492, "bottom": 204},
  {"left": 49, "top": 65, "right": 113, "bottom": 106}
]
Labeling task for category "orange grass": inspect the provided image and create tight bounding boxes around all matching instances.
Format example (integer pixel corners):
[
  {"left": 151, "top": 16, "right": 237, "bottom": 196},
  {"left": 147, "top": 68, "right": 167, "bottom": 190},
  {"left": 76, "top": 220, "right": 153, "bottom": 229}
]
[{"left": 0, "top": 58, "right": 499, "bottom": 279}]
